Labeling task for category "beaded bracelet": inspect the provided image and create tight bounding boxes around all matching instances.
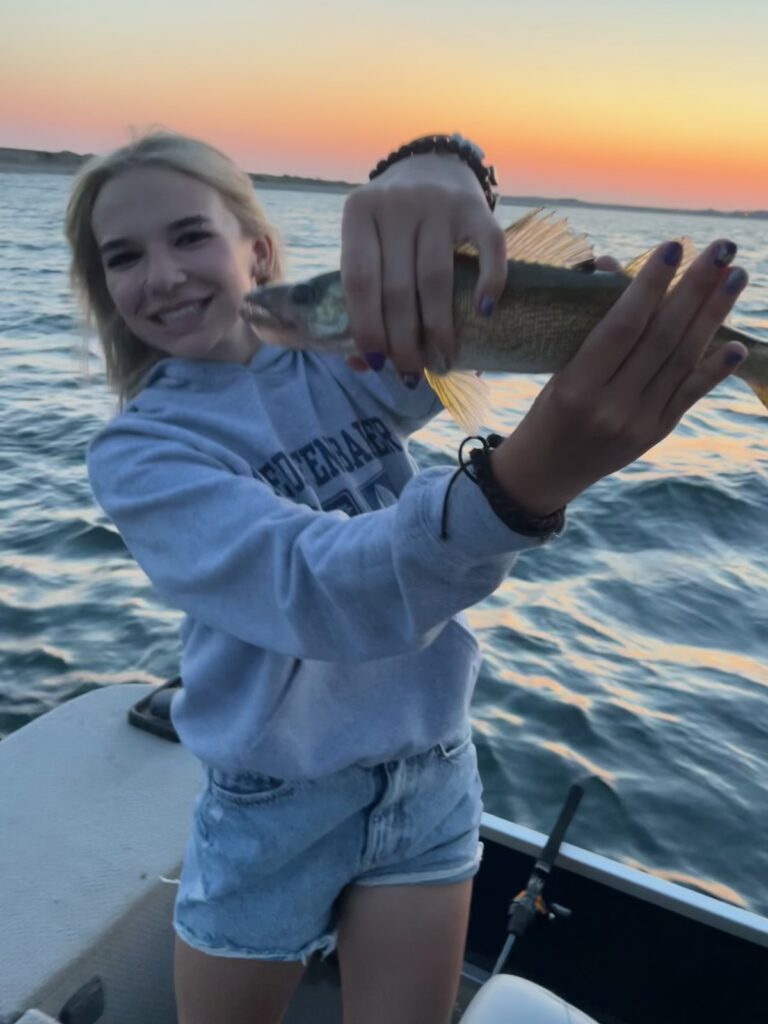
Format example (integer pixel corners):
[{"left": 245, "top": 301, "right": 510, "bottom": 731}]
[
  {"left": 440, "top": 434, "right": 566, "bottom": 541},
  {"left": 369, "top": 134, "right": 499, "bottom": 211}
]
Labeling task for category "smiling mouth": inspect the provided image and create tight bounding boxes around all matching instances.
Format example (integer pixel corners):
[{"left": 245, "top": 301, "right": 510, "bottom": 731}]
[{"left": 150, "top": 297, "right": 213, "bottom": 326}]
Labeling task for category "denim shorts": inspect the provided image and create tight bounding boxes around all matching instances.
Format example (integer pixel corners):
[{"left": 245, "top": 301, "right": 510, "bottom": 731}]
[{"left": 173, "top": 731, "right": 483, "bottom": 962}]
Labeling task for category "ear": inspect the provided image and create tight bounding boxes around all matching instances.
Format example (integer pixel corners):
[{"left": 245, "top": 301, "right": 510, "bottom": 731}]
[{"left": 250, "top": 236, "right": 274, "bottom": 286}]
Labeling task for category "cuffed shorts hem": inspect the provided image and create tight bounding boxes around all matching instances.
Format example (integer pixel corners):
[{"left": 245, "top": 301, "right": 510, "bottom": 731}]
[
  {"left": 354, "top": 842, "right": 483, "bottom": 888},
  {"left": 174, "top": 919, "right": 338, "bottom": 965}
]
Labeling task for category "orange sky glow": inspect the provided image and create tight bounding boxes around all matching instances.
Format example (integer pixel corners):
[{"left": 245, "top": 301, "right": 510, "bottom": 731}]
[{"left": 1, "top": 0, "right": 766, "bottom": 211}]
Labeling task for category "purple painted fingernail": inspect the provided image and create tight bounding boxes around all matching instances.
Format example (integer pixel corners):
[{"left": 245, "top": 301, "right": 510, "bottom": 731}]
[
  {"left": 714, "top": 241, "right": 737, "bottom": 268},
  {"left": 724, "top": 267, "right": 747, "bottom": 295},
  {"left": 662, "top": 241, "right": 683, "bottom": 267},
  {"left": 365, "top": 352, "right": 386, "bottom": 371},
  {"left": 724, "top": 347, "right": 746, "bottom": 368},
  {"left": 479, "top": 296, "right": 495, "bottom": 317},
  {"left": 401, "top": 372, "right": 421, "bottom": 390}
]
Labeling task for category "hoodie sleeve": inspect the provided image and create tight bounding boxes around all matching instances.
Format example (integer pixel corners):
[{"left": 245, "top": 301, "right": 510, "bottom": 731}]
[
  {"left": 325, "top": 356, "right": 443, "bottom": 436},
  {"left": 87, "top": 413, "right": 548, "bottom": 663}
]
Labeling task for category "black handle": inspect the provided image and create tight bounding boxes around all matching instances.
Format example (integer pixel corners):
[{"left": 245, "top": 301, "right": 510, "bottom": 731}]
[
  {"left": 538, "top": 782, "right": 584, "bottom": 870},
  {"left": 58, "top": 976, "right": 105, "bottom": 1024}
]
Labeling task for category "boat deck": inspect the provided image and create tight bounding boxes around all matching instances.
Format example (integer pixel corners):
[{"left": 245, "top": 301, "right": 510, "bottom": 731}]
[{"left": 3, "top": 685, "right": 766, "bottom": 1024}]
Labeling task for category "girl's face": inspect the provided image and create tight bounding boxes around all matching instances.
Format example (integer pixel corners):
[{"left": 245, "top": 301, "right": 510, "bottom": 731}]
[{"left": 91, "top": 166, "right": 271, "bottom": 362}]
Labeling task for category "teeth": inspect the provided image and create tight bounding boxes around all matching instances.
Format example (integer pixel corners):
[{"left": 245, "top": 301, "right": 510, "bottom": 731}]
[{"left": 157, "top": 300, "right": 206, "bottom": 325}]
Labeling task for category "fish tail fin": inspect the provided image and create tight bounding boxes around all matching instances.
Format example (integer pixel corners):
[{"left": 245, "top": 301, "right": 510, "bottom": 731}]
[
  {"left": 732, "top": 343, "right": 768, "bottom": 413},
  {"left": 746, "top": 379, "right": 768, "bottom": 411},
  {"left": 718, "top": 324, "right": 768, "bottom": 413},
  {"left": 424, "top": 369, "right": 490, "bottom": 434}
]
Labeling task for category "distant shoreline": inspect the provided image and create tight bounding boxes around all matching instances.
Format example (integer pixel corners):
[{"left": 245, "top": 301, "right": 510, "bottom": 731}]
[{"left": 1, "top": 145, "right": 765, "bottom": 220}]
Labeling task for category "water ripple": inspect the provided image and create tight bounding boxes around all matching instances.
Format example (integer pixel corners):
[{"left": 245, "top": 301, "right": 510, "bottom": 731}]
[{"left": 1, "top": 174, "right": 767, "bottom": 916}]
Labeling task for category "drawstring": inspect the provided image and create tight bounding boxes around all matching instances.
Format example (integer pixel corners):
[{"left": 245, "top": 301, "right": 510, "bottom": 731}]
[
  {"left": 439, "top": 432, "right": 566, "bottom": 542},
  {"left": 440, "top": 434, "right": 504, "bottom": 540}
]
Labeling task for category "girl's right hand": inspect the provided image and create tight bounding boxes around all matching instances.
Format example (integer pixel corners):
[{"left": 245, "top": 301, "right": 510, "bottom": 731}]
[
  {"left": 490, "top": 237, "right": 749, "bottom": 516},
  {"left": 339, "top": 153, "right": 507, "bottom": 378}
]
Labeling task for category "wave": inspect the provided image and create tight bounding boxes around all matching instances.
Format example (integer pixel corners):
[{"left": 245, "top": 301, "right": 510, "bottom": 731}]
[{"left": 1, "top": 312, "right": 80, "bottom": 334}]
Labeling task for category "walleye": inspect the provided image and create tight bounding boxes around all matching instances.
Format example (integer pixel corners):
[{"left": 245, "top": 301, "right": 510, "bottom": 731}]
[{"left": 242, "top": 210, "right": 768, "bottom": 432}]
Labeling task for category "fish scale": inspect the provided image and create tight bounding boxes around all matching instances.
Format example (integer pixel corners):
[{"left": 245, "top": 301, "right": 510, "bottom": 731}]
[
  {"left": 449, "top": 259, "right": 634, "bottom": 374},
  {"left": 243, "top": 210, "right": 768, "bottom": 431}
]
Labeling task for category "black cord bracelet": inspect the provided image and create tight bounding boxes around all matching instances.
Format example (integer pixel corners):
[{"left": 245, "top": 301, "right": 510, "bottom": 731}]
[
  {"left": 440, "top": 434, "right": 566, "bottom": 541},
  {"left": 369, "top": 134, "right": 499, "bottom": 212}
]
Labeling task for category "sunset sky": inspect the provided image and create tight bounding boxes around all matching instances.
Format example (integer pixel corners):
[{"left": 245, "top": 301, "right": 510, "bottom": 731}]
[{"left": 1, "top": 0, "right": 766, "bottom": 211}]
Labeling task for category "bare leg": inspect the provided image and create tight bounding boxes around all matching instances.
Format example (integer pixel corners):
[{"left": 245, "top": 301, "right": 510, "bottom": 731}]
[
  {"left": 336, "top": 880, "right": 472, "bottom": 1024},
  {"left": 174, "top": 935, "right": 305, "bottom": 1024}
]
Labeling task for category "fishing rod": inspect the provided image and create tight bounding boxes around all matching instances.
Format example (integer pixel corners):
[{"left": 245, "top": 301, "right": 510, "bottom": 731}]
[{"left": 491, "top": 780, "right": 587, "bottom": 976}]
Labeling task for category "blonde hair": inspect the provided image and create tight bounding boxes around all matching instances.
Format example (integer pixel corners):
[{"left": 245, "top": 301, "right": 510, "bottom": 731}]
[{"left": 65, "top": 130, "right": 285, "bottom": 405}]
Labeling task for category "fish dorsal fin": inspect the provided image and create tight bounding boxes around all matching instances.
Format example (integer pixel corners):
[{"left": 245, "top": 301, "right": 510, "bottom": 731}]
[
  {"left": 423, "top": 369, "right": 490, "bottom": 434},
  {"left": 623, "top": 237, "right": 698, "bottom": 284},
  {"left": 454, "top": 208, "right": 594, "bottom": 268}
]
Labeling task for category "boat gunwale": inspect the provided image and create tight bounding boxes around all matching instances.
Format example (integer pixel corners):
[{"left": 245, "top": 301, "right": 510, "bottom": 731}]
[{"left": 480, "top": 811, "right": 768, "bottom": 948}]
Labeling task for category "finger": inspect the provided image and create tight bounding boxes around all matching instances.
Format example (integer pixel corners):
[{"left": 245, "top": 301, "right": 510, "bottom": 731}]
[
  {"left": 340, "top": 190, "right": 387, "bottom": 365},
  {"left": 620, "top": 238, "right": 738, "bottom": 394},
  {"left": 378, "top": 194, "right": 423, "bottom": 375},
  {"left": 594, "top": 255, "right": 622, "bottom": 272},
  {"left": 415, "top": 216, "right": 456, "bottom": 370},
  {"left": 565, "top": 240, "right": 683, "bottom": 385},
  {"left": 453, "top": 203, "right": 507, "bottom": 315},
  {"left": 649, "top": 265, "right": 748, "bottom": 413},
  {"left": 662, "top": 337, "right": 748, "bottom": 431},
  {"left": 345, "top": 354, "right": 372, "bottom": 372}
]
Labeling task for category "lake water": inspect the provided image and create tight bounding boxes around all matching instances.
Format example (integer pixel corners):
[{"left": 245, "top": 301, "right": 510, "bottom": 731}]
[{"left": 1, "top": 172, "right": 766, "bottom": 916}]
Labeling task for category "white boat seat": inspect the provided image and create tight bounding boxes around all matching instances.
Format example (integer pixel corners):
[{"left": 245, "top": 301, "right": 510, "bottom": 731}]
[{"left": 462, "top": 974, "right": 600, "bottom": 1024}]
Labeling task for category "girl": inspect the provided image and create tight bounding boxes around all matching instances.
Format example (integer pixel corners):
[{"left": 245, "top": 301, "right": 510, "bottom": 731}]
[{"left": 66, "top": 130, "right": 748, "bottom": 1024}]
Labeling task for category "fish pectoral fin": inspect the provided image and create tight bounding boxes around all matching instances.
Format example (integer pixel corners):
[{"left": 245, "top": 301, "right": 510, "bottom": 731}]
[
  {"left": 424, "top": 369, "right": 490, "bottom": 434},
  {"left": 623, "top": 237, "right": 698, "bottom": 284},
  {"left": 455, "top": 207, "right": 593, "bottom": 268}
]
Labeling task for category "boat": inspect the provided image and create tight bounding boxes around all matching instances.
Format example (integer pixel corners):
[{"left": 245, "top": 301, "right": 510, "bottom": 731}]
[{"left": 1, "top": 682, "right": 766, "bottom": 1024}]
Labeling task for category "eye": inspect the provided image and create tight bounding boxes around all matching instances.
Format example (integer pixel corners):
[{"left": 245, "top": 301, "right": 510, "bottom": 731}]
[
  {"left": 176, "top": 230, "right": 212, "bottom": 246},
  {"left": 291, "top": 283, "right": 315, "bottom": 305},
  {"left": 105, "top": 250, "right": 139, "bottom": 270}
]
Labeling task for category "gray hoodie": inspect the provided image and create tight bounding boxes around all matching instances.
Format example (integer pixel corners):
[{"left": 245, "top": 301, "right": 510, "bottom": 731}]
[{"left": 87, "top": 343, "right": 549, "bottom": 779}]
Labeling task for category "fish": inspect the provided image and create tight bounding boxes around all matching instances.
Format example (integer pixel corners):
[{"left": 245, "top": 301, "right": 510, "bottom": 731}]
[{"left": 242, "top": 209, "right": 768, "bottom": 432}]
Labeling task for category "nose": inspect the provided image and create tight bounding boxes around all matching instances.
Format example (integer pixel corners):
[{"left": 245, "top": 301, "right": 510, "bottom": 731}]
[{"left": 144, "top": 247, "right": 186, "bottom": 294}]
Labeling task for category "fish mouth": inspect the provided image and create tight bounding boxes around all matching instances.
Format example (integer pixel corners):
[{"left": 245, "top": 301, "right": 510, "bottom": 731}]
[
  {"left": 241, "top": 285, "right": 352, "bottom": 350},
  {"left": 241, "top": 290, "right": 289, "bottom": 328},
  {"left": 241, "top": 291, "right": 305, "bottom": 348}
]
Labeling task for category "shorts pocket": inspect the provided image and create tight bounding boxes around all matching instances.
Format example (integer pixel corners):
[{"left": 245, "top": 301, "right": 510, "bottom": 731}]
[
  {"left": 207, "top": 767, "right": 295, "bottom": 806},
  {"left": 436, "top": 731, "right": 473, "bottom": 762}
]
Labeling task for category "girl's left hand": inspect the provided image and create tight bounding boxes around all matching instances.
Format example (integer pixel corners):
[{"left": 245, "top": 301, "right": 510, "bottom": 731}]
[{"left": 340, "top": 152, "right": 507, "bottom": 378}]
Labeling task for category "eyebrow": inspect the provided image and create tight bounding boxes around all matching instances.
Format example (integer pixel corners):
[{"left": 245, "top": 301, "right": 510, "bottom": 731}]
[{"left": 99, "top": 215, "right": 212, "bottom": 254}]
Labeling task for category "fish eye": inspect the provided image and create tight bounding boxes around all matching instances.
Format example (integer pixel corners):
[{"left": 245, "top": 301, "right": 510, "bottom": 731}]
[{"left": 291, "top": 283, "right": 316, "bottom": 305}]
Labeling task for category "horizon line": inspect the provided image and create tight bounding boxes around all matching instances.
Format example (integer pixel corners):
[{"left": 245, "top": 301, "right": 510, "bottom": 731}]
[{"left": 0, "top": 144, "right": 765, "bottom": 221}]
